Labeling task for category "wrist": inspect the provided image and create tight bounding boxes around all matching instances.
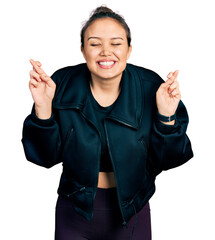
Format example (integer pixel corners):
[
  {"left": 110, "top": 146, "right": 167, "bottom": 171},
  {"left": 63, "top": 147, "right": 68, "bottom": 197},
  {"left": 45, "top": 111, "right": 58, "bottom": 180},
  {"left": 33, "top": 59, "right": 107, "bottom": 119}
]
[
  {"left": 160, "top": 120, "right": 175, "bottom": 125},
  {"left": 157, "top": 111, "right": 176, "bottom": 124},
  {"left": 35, "top": 104, "right": 52, "bottom": 119}
]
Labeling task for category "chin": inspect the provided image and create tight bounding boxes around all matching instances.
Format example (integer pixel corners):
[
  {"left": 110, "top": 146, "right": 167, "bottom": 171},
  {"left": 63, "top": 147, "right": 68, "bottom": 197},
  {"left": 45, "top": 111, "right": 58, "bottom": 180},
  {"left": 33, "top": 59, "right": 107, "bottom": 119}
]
[
  {"left": 87, "top": 62, "right": 126, "bottom": 81},
  {"left": 96, "top": 72, "right": 122, "bottom": 80}
]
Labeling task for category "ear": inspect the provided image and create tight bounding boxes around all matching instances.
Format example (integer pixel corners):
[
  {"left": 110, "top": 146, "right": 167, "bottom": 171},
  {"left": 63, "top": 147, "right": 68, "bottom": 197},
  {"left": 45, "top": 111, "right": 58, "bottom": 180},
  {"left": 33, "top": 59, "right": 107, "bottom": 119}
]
[
  {"left": 127, "top": 45, "right": 132, "bottom": 60},
  {"left": 81, "top": 46, "right": 86, "bottom": 60}
]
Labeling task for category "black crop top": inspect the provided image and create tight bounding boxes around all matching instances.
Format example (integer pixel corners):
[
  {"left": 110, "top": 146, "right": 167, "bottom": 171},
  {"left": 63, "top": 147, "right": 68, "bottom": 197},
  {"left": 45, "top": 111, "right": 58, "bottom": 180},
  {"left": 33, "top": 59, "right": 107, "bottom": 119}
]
[{"left": 89, "top": 89, "right": 115, "bottom": 172}]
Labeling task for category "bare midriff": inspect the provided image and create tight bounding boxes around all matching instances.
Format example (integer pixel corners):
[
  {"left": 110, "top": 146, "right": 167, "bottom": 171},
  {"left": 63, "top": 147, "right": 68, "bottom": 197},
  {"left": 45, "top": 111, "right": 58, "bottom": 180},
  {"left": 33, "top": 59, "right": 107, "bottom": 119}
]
[{"left": 97, "top": 171, "right": 116, "bottom": 188}]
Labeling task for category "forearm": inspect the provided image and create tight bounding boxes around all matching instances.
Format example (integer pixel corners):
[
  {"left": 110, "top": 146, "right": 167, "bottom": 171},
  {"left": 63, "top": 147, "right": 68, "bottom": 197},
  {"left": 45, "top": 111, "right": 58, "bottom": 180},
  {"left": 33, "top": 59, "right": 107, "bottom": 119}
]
[
  {"left": 149, "top": 100, "right": 193, "bottom": 172},
  {"left": 21, "top": 108, "right": 62, "bottom": 168},
  {"left": 152, "top": 119, "right": 193, "bottom": 170}
]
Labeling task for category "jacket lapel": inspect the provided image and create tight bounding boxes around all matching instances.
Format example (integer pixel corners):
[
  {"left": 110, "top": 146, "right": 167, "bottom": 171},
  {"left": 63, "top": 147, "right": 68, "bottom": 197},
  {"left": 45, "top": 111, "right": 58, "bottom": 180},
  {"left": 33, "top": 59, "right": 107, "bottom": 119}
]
[
  {"left": 107, "top": 66, "right": 144, "bottom": 129},
  {"left": 54, "top": 63, "right": 144, "bottom": 130}
]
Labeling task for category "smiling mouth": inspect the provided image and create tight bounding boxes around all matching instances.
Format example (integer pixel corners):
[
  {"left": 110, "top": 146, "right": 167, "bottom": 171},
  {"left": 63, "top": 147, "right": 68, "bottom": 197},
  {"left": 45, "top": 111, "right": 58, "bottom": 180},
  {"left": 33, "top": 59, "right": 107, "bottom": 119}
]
[{"left": 97, "top": 61, "right": 116, "bottom": 69}]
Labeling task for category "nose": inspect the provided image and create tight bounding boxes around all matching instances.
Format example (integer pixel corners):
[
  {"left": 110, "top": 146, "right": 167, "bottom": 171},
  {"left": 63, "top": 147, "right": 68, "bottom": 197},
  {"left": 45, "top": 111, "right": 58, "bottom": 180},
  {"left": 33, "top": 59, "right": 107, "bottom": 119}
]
[{"left": 100, "top": 44, "right": 111, "bottom": 56}]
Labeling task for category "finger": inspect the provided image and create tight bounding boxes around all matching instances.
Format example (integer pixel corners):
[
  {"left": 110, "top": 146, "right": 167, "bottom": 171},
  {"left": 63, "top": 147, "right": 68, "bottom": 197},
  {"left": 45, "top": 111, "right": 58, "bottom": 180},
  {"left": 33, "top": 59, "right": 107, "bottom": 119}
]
[
  {"left": 29, "top": 70, "right": 41, "bottom": 82},
  {"left": 35, "top": 61, "right": 42, "bottom": 67},
  {"left": 30, "top": 59, "right": 46, "bottom": 75},
  {"left": 172, "top": 70, "right": 179, "bottom": 78},
  {"left": 40, "top": 74, "right": 56, "bottom": 88},
  {"left": 167, "top": 72, "right": 173, "bottom": 78},
  {"left": 40, "top": 74, "right": 49, "bottom": 81},
  {"left": 30, "top": 59, "right": 42, "bottom": 67},
  {"left": 29, "top": 59, "right": 37, "bottom": 67},
  {"left": 29, "top": 78, "right": 38, "bottom": 88},
  {"left": 168, "top": 81, "right": 179, "bottom": 93},
  {"left": 167, "top": 70, "right": 179, "bottom": 81},
  {"left": 170, "top": 88, "right": 181, "bottom": 98},
  {"left": 161, "top": 78, "right": 174, "bottom": 88}
]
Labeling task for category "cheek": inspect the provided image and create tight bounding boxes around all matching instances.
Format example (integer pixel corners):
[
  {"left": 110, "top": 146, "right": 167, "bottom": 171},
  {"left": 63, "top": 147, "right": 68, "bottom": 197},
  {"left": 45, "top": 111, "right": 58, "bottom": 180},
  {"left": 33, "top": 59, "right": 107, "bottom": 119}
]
[
  {"left": 85, "top": 49, "right": 99, "bottom": 61},
  {"left": 115, "top": 49, "right": 130, "bottom": 61}
]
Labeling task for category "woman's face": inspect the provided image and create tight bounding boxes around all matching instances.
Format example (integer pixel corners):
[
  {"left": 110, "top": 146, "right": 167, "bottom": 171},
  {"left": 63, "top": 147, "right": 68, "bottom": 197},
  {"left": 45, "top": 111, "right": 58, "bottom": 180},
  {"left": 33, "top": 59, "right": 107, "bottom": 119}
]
[{"left": 81, "top": 17, "right": 132, "bottom": 82}]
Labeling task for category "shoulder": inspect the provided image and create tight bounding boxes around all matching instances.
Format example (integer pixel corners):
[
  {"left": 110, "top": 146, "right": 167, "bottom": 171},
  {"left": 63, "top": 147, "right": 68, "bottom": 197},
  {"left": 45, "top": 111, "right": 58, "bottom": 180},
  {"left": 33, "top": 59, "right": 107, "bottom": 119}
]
[
  {"left": 126, "top": 63, "right": 164, "bottom": 86},
  {"left": 50, "top": 63, "right": 88, "bottom": 86}
]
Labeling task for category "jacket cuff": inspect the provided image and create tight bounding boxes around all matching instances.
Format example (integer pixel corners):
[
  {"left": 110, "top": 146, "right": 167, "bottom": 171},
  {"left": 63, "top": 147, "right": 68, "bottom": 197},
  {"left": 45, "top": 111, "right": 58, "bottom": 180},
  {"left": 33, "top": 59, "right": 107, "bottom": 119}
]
[
  {"left": 154, "top": 118, "right": 181, "bottom": 135},
  {"left": 29, "top": 112, "right": 56, "bottom": 127}
]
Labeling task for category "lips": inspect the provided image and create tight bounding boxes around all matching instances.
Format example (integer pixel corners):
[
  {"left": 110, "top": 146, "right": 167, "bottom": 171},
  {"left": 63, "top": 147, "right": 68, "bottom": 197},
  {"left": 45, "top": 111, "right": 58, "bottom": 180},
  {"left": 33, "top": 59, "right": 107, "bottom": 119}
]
[{"left": 97, "top": 60, "right": 116, "bottom": 69}]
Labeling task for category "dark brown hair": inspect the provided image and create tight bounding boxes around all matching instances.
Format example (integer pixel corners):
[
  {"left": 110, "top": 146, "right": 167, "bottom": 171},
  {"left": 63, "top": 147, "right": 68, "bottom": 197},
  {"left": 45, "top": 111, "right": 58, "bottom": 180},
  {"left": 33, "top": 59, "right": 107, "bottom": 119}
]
[{"left": 81, "top": 6, "right": 131, "bottom": 48}]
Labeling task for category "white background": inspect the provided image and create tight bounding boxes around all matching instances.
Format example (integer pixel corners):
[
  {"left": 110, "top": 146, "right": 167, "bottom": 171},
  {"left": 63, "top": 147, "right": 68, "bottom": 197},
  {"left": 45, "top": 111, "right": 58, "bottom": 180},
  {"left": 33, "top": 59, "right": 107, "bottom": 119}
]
[{"left": 1, "top": 0, "right": 214, "bottom": 239}]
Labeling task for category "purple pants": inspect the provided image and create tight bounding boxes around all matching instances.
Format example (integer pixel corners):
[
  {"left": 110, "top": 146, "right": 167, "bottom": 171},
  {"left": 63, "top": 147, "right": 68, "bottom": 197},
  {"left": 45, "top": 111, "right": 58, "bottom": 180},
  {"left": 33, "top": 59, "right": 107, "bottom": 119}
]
[{"left": 55, "top": 187, "right": 151, "bottom": 240}]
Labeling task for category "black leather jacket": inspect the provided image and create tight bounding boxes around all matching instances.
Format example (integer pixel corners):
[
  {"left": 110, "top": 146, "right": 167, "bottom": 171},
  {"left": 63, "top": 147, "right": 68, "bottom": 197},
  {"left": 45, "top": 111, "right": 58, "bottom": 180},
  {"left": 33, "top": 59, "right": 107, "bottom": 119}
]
[{"left": 22, "top": 63, "right": 193, "bottom": 227}]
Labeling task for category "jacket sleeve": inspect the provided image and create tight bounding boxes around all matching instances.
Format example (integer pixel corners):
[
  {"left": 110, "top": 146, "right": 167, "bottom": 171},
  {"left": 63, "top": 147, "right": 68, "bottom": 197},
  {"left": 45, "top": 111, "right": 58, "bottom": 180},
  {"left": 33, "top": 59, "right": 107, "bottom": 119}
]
[
  {"left": 21, "top": 107, "right": 62, "bottom": 168},
  {"left": 21, "top": 69, "right": 65, "bottom": 168},
  {"left": 148, "top": 99, "right": 194, "bottom": 176}
]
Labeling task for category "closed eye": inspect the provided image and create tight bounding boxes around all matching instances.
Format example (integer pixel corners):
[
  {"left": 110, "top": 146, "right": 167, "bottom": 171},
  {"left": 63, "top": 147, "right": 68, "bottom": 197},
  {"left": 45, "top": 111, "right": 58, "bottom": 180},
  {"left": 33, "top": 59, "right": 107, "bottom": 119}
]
[
  {"left": 112, "top": 43, "right": 121, "bottom": 46},
  {"left": 91, "top": 44, "right": 101, "bottom": 46}
]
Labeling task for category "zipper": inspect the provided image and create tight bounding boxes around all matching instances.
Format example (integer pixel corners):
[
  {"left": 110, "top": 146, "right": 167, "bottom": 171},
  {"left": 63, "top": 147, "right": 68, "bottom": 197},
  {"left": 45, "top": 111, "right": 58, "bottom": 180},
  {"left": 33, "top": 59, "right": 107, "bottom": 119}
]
[
  {"left": 65, "top": 128, "right": 74, "bottom": 143},
  {"left": 61, "top": 128, "right": 74, "bottom": 157},
  {"left": 104, "top": 119, "right": 126, "bottom": 226},
  {"left": 75, "top": 106, "right": 101, "bottom": 138},
  {"left": 138, "top": 138, "right": 148, "bottom": 155},
  {"left": 77, "top": 107, "right": 102, "bottom": 189},
  {"left": 106, "top": 115, "right": 137, "bottom": 130},
  {"left": 67, "top": 186, "right": 87, "bottom": 198},
  {"left": 138, "top": 138, "right": 149, "bottom": 178},
  {"left": 76, "top": 106, "right": 126, "bottom": 224}
]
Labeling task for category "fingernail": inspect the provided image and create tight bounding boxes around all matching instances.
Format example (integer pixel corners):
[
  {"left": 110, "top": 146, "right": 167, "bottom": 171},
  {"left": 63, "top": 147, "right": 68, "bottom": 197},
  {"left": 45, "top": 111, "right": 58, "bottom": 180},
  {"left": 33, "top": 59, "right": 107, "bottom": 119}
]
[{"left": 168, "top": 73, "right": 172, "bottom": 78}]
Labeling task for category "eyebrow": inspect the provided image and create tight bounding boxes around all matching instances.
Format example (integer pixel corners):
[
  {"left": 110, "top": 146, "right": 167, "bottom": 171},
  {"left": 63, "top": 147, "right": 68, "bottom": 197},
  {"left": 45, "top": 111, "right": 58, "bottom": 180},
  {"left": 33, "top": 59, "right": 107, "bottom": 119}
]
[{"left": 87, "top": 37, "right": 124, "bottom": 41}]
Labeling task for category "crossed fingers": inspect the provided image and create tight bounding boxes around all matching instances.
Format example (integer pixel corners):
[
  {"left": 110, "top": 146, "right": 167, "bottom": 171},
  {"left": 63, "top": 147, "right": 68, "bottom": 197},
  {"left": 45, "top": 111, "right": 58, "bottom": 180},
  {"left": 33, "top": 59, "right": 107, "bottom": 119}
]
[
  {"left": 165, "top": 70, "right": 180, "bottom": 96},
  {"left": 29, "top": 59, "right": 49, "bottom": 82}
]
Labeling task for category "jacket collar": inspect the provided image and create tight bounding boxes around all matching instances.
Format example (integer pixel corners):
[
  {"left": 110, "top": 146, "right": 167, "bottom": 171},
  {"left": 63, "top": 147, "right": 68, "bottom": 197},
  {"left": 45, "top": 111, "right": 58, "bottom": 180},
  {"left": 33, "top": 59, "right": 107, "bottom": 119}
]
[{"left": 54, "top": 63, "right": 144, "bottom": 130}]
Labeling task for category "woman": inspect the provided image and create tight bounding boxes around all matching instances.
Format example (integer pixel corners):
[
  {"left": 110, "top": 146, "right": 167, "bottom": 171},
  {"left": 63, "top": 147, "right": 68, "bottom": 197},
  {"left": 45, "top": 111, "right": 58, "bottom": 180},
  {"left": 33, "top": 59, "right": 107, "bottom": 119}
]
[{"left": 22, "top": 6, "right": 193, "bottom": 240}]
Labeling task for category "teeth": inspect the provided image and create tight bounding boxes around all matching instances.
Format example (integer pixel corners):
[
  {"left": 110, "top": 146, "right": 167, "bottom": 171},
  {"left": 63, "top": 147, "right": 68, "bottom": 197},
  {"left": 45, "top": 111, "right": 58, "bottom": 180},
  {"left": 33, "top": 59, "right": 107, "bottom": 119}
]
[{"left": 98, "top": 61, "right": 115, "bottom": 66}]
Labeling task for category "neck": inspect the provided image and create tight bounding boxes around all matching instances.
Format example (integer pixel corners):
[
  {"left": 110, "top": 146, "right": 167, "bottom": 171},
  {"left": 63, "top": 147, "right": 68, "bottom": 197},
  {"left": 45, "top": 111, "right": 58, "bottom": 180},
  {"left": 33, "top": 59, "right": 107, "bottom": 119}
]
[
  {"left": 90, "top": 73, "right": 122, "bottom": 94},
  {"left": 90, "top": 73, "right": 122, "bottom": 107}
]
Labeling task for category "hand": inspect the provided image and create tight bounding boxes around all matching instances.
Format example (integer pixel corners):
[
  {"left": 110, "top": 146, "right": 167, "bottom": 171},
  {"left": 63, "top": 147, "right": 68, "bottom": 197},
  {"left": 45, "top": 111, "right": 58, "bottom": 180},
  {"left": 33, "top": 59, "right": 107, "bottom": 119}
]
[
  {"left": 29, "top": 59, "right": 56, "bottom": 118},
  {"left": 156, "top": 70, "right": 181, "bottom": 117}
]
